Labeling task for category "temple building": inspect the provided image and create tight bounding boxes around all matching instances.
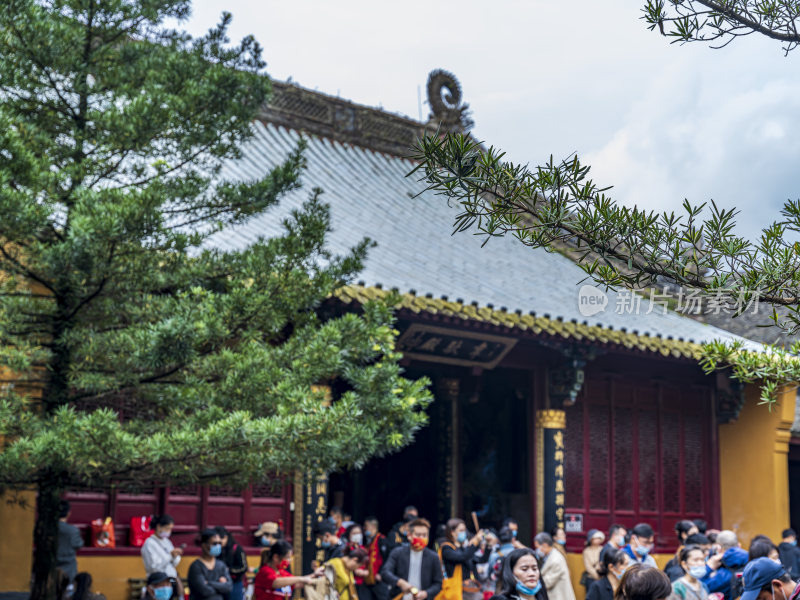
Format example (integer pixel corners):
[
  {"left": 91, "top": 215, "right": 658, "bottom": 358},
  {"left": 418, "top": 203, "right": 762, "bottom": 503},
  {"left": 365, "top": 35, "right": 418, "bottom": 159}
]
[{"left": 1, "top": 71, "right": 796, "bottom": 600}]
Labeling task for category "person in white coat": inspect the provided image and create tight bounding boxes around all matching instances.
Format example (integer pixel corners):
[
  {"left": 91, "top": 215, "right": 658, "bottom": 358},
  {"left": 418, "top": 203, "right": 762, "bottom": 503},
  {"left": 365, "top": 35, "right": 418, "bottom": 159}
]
[
  {"left": 142, "top": 515, "right": 185, "bottom": 598},
  {"left": 534, "top": 533, "right": 576, "bottom": 600}
]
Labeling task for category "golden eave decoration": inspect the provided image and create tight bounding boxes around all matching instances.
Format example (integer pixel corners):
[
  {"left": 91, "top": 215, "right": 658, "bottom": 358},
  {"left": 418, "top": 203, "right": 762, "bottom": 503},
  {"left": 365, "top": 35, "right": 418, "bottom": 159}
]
[{"left": 335, "top": 284, "right": 707, "bottom": 361}]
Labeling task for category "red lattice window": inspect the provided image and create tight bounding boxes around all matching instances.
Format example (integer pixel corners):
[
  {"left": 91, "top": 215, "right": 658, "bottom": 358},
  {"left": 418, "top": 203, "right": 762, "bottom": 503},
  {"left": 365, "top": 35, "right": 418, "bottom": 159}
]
[
  {"left": 613, "top": 404, "right": 633, "bottom": 511},
  {"left": 564, "top": 376, "right": 714, "bottom": 553},
  {"left": 589, "top": 403, "right": 610, "bottom": 510},
  {"left": 565, "top": 402, "right": 584, "bottom": 507}
]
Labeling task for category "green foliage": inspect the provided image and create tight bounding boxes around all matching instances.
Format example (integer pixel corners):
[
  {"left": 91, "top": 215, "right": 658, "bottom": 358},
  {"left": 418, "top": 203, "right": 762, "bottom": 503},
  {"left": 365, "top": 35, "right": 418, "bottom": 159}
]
[
  {"left": 0, "top": 0, "right": 431, "bottom": 493},
  {"left": 643, "top": 1, "right": 800, "bottom": 54},
  {"left": 410, "top": 128, "right": 800, "bottom": 406}
]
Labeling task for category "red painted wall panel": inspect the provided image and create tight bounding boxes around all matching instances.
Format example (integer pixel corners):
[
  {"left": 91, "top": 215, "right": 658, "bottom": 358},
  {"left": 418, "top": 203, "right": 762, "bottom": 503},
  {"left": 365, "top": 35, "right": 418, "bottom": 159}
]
[{"left": 564, "top": 375, "right": 714, "bottom": 553}]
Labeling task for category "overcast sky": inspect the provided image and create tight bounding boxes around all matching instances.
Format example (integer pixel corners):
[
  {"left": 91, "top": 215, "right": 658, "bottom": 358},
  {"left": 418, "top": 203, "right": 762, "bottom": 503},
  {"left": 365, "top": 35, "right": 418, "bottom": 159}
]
[{"left": 184, "top": 0, "right": 800, "bottom": 240}]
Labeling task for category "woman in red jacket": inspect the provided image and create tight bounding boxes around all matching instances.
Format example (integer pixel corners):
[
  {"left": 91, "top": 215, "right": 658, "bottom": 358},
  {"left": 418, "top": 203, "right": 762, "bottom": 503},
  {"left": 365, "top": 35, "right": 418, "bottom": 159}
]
[{"left": 254, "top": 541, "right": 322, "bottom": 600}]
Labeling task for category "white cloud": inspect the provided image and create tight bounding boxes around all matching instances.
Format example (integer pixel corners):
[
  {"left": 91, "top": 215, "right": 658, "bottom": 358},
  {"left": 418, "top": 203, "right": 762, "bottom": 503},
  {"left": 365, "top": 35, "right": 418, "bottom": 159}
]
[{"left": 183, "top": 0, "right": 800, "bottom": 241}]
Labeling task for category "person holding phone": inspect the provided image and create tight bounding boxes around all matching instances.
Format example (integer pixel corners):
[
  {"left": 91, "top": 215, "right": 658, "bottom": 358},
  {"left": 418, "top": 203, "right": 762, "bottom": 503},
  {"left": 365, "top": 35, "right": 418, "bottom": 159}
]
[{"left": 142, "top": 515, "right": 185, "bottom": 599}]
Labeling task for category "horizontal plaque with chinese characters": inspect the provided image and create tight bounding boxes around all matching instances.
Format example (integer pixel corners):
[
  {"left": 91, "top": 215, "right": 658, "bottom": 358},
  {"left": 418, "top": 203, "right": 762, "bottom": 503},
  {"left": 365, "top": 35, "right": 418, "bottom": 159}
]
[{"left": 397, "top": 324, "right": 517, "bottom": 369}]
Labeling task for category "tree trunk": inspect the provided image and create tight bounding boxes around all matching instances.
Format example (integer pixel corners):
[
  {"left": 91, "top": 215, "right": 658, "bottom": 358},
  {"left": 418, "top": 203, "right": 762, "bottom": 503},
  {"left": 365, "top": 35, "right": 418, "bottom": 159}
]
[{"left": 30, "top": 476, "right": 63, "bottom": 600}]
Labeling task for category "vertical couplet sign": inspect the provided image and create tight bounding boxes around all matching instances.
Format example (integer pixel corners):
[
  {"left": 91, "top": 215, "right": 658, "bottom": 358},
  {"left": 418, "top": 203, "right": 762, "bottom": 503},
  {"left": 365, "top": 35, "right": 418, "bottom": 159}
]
[
  {"left": 301, "top": 471, "right": 329, "bottom": 575},
  {"left": 536, "top": 409, "right": 567, "bottom": 535}
]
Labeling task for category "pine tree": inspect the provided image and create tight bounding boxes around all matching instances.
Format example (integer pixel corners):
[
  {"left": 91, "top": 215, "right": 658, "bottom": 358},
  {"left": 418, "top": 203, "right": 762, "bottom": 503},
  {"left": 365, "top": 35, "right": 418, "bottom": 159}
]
[{"left": 0, "top": 2, "right": 431, "bottom": 598}]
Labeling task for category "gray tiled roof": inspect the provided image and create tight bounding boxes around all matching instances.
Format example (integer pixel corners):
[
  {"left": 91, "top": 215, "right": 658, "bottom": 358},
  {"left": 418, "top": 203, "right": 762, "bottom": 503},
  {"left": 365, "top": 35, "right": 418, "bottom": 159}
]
[{"left": 209, "top": 121, "right": 762, "bottom": 351}]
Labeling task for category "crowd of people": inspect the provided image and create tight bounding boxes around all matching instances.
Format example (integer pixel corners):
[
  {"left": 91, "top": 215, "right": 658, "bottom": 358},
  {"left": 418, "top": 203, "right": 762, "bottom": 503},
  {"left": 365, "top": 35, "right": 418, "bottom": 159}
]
[
  {"left": 54, "top": 499, "right": 800, "bottom": 600},
  {"left": 246, "top": 510, "right": 800, "bottom": 600}
]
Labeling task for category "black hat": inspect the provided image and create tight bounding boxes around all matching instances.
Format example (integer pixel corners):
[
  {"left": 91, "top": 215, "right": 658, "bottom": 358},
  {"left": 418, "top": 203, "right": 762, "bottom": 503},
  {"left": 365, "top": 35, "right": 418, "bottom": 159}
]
[{"left": 146, "top": 572, "right": 171, "bottom": 586}]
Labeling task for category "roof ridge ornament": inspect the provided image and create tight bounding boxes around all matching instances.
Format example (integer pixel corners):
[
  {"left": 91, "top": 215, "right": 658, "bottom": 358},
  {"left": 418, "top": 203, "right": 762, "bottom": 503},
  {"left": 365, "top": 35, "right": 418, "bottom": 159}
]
[{"left": 426, "top": 69, "right": 474, "bottom": 132}]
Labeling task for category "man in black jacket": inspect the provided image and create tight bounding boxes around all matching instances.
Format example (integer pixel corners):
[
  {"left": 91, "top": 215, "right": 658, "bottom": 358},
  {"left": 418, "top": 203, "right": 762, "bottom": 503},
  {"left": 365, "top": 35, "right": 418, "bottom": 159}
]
[
  {"left": 778, "top": 529, "right": 800, "bottom": 579},
  {"left": 316, "top": 521, "right": 346, "bottom": 562},
  {"left": 387, "top": 506, "right": 418, "bottom": 553},
  {"left": 381, "top": 518, "right": 442, "bottom": 600}
]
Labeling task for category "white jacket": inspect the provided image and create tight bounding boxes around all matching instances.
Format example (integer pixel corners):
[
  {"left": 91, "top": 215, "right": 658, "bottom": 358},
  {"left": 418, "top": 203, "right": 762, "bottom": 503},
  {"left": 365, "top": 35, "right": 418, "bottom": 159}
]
[
  {"left": 541, "top": 548, "right": 576, "bottom": 600},
  {"left": 141, "top": 535, "right": 181, "bottom": 577}
]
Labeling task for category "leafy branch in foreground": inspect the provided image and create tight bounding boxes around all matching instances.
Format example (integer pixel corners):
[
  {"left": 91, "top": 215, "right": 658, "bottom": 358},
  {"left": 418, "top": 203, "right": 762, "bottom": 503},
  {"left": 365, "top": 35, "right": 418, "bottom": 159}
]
[
  {"left": 642, "top": 0, "right": 800, "bottom": 54},
  {"left": 410, "top": 132, "right": 800, "bottom": 405}
]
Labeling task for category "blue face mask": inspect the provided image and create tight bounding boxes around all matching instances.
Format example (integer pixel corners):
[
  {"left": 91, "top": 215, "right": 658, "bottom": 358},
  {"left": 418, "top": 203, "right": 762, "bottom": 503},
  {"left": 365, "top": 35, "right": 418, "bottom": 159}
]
[
  {"left": 321, "top": 541, "right": 332, "bottom": 549},
  {"left": 261, "top": 536, "right": 270, "bottom": 546},
  {"left": 635, "top": 545, "right": 650, "bottom": 557},
  {"left": 153, "top": 587, "right": 173, "bottom": 600},
  {"left": 209, "top": 543, "right": 222, "bottom": 557},
  {"left": 516, "top": 581, "right": 542, "bottom": 596},
  {"left": 457, "top": 531, "right": 468, "bottom": 543},
  {"left": 688, "top": 566, "right": 707, "bottom": 579},
  {"left": 556, "top": 539, "right": 566, "bottom": 546},
  {"left": 792, "top": 541, "right": 798, "bottom": 547},
  {"left": 512, "top": 530, "right": 518, "bottom": 539}
]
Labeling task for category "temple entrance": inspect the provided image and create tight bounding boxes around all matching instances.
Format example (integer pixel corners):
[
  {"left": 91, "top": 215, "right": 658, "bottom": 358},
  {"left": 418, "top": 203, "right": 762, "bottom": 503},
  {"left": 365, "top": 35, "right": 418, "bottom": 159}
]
[{"left": 328, "top": 365, "right": 532, "bottom": 542}]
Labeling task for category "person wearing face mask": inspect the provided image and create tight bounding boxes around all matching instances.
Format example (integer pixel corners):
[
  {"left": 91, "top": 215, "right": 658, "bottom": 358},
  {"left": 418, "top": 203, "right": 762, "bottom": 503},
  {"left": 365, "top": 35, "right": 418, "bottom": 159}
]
[
  {"left": 141, "top": 515, "right": 185, "bottom": 600},
  {"left": 490, "top": 547, "right": 548, "bottom": 600},
  {"left": 381, "top": 518, "right": 442, "bottom": 600},
  {"left": 623, "top": 524, "right": 657, "bottom": 568},
  {"left": 550, "top": 528, "right": 568, "bottom": 558},
  {"left": 503, "top": 519, "right": 526, "bottom": 550},
  {"left": 345, "top": 525, "right": 371, "bottom": 592},
  {"left": 665, "top": 522, "right": 702, "bottom": 582},
  {"left": 361, "top": 517, "right": 390, "bottom": 600},
  {"left": 586, "top": 549, "right": 630, "bottom": 600},
  {"left": 534, "top": 533, "right": 575, "bottom": 600},
  {"left": 666, "top": 546, "right": 709, "bottom": 600},
  {"left": 254, "top": 540, "right": 322, "bottom": 600},
  {"left": 255, "top": 522, "right": 283, "bottom": 549},
  {"left": 317, "top": 521, "right": 347, "bottom": 562},
  {"left": 330, "top": 507, "right": 347, "bottom": 537},
  {"left": 740, "top": 557, "right": 800, "bottom": 600},
  {"left": 188, "top": 528, "right": 233, "bottom": 600},
  {"left": 439, "top": 518, "right": 485, "bottom": 600},
  {"left": 778, "top": 529, "right": 800, "bottom": 580},
  {"left": 143, "top": 572, "right": 179, "bottom": 600},
  {"left": 601, "top": 526, "right": 628, "bottom": 564},
  {"left": 215, "top": 526, "right": 249, "bottom": 600}
]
